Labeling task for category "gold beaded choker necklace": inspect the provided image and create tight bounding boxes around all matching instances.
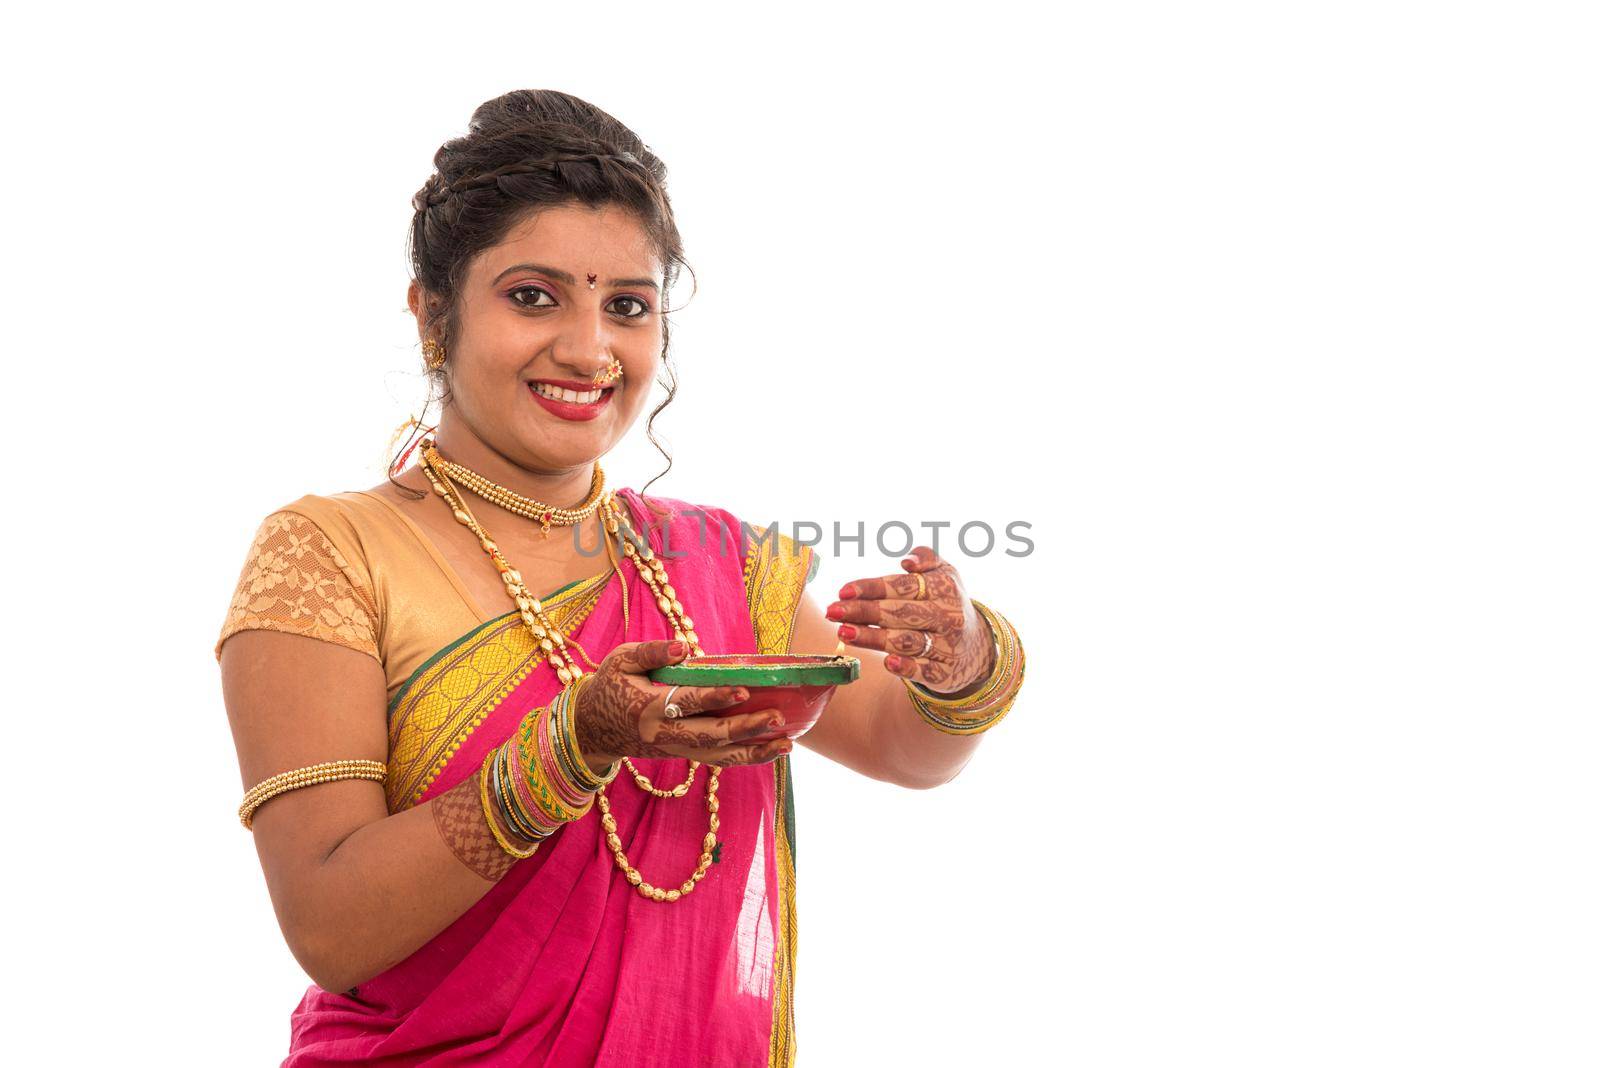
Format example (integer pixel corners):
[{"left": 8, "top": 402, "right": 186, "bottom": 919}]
[
  {"left": 428, "top": 450, "right": 607, "bottom": 536},
  {"left": 417, "top": 439, "right": 722, "bottom": 903}
]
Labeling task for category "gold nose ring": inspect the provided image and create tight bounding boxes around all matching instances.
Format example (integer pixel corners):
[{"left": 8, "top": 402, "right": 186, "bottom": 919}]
[{"left": 593, "top": 359, "right": 624, "bottom": 387}]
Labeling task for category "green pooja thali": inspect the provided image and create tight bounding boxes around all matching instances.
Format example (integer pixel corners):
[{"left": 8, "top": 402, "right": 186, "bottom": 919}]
[{"left": 648, "top": 653, "right": 862, "bottom": 741}]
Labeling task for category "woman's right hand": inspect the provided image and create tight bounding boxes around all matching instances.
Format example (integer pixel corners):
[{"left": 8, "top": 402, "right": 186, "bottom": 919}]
[{"left": 573, "top": 639, "right": 792, "bottom": 773}]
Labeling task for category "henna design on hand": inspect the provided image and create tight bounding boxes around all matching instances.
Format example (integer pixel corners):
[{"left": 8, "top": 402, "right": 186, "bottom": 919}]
[
  {"left": 712, "top": 738, "right": 792, "bottom": 767},
  {"left": 833, "top": 546, "right": 1000, "bottom": 694},
  {"left": 574, "top": 651, "right": 659, "bottom": 765},
  {"left": 572, "top": 640, "right": 756, "bottom": 764},
  {"left": 889, "top": 601, "right": 958, "bottom": 633},
  {"left": 649, "top": 721, "right": 730, "bottom": 750},
  {"left": 431, "top": 771, "right": 519, "bottom": 881},
  {"left": 832, "top": 598, "right": 961, "bottom": 637},
  {"left": 867, "top": 568, "right": 959, "bottom": 603}
]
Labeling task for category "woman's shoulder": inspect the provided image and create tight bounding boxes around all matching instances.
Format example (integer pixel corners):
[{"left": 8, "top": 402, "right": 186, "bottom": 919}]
[
  {"left": 216, "top": 489, "right": 389, "bottom": 664},
  {"left": 246, "top": 481, "right": 413, "bottom": 545},
  {"left": 228, "top": 485, "right": 415, "bottom": 597}
]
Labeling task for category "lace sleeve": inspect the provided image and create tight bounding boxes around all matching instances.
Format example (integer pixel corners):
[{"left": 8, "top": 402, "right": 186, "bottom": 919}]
[{"left": 214, "top": 510, "right": 381, "bottom": 663}]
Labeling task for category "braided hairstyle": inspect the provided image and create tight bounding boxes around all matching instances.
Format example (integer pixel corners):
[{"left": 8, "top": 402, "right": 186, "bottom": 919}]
[{"left": 393, "top": 89, "right": 693, "bottom": 501}]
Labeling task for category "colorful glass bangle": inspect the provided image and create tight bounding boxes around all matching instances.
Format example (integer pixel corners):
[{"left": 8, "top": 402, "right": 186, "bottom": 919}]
[
  {"left": 555, "top": 676, "right": 619, "bottom": 789},
  {"left": 510, "top": 730, "right": 569, "bottom": 835},
  {"left": 537, "top": 704, "right": 594, "bottom": 812},
  {"left": 492, "top": 740, "right": 550, "bottom": 843},
  {"left": 551, "top": 702, "right": 598, "bottom": 793},
  {"left": 478, "top": 748, "right": 539, "bottom": 858},
  {"left": 523, "top": 704, "right": 597, "bottom": 822},
  {"left": 506, "top": 739, "right": 561, "bottom": 839},
  {"left": 477, "top": 677, "right": 618, "bottom": 856},
  {"left": 492, "top": 742, "right": 549, "bottom": 846},
  {"left": 548, "top": 685, "right": 588, "bottom": 784},
  {"left": 518, "top": 709, "right": 592, "bottom": 823}
]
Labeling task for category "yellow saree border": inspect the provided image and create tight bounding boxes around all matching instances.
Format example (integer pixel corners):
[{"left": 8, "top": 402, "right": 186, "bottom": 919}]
[
  {"left": 744, "top": 525, "right": 815, "bottom": 1068},
  {"left": 745, "top": 525, "right": 817, "bottom": 657},
  {"left": 384, "top": 571, "right": 611, "bottom": 813}
]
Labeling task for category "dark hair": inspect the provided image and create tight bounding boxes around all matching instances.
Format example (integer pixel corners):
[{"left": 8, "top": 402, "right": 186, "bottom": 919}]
[{"left": 391, "top": 89, "right": 692, "bottom": 507}]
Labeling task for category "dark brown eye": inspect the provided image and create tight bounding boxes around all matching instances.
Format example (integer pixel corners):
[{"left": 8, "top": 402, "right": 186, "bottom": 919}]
[
  {"left": 509, "top": 285, "right": 556, "bottom": 308},
  {"left": 611, "top": 296, "right": 650, "bottom": 318}
]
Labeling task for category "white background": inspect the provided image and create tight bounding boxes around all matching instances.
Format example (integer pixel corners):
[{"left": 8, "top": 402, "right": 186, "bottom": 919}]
[{"left": 6, "top": 2, "right": 1597, "bottom": 1065}]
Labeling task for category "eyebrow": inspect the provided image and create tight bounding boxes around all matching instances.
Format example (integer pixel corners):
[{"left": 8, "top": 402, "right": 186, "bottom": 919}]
[{"left": 491, "top": 262, "right": 660, "bottom": 291}]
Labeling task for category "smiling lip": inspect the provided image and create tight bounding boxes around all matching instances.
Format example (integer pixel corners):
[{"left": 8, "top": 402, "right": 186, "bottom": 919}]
[{"left": 527, "top": 381, "right": 614, "bottom": 422}]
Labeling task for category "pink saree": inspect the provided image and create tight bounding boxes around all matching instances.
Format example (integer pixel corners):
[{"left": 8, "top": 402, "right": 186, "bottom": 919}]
[{"left": 282, "top": 489, "right": 808, "bottom": 1067}]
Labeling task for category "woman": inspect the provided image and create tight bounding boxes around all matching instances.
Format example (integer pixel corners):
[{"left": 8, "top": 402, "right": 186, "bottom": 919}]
[{"left": 217, "top": 89, "right": 1025, "bottom": 1067}]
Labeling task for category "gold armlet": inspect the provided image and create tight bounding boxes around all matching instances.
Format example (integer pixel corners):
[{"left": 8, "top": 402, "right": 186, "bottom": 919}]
[
  {"left": 904, "top": 601, "right": 1025, "bottom": 736},
  {"left": 238, "top": 759, "right": 387, "bottom": 829}
]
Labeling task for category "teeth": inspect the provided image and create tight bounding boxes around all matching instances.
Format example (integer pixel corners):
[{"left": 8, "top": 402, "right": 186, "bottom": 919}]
[{"left": 531, "top": 383, "right": 605, "bottom": 404}]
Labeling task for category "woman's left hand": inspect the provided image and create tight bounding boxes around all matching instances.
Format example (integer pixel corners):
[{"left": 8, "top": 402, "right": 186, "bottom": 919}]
[{"left": 826, "top": 545, "right": 996, "bottom": 695}]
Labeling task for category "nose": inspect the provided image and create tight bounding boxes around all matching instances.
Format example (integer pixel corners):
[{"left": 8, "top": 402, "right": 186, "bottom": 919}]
[{"left": 550, "top": 306, "right": 618, "bottom": 381}]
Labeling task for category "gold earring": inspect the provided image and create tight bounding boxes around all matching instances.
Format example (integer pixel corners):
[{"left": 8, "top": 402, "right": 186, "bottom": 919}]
[{"left": 422, "top": 338, "right": 447, "bottom": 370}]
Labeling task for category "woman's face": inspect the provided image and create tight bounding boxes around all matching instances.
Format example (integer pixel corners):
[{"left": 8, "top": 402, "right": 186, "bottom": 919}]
[{"left": 416, "top": 202, "right": 666, "bottom": 473}]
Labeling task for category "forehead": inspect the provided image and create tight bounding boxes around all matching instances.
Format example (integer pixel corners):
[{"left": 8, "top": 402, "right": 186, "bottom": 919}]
[{"left": 474, "top": 203, "right": 661, "bottom": 280}]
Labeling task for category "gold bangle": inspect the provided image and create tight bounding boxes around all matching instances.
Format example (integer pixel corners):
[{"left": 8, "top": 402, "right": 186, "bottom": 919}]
[
  {"left": 238, "top": 759, "right": 387, "bottom": 829},
  {"left": 478, "top": 748, "right": 540, "bottom": 859},
  {"left": 906, "top": 688, "right": 1019, "bottom": 735},
  {"left": 904, "top": 602, "right": 1025, "bottom": 736},
  {"left": 558, "top": 674, "right": 619, "bottom": 789}
]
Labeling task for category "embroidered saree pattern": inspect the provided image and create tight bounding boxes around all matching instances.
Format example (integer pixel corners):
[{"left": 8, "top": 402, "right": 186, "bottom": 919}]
[
  {"left": 383, "top": 572, "right": 611, "bottom": 813},
  {"left": 744, "top": 524, "right": 818, "bottom": 659},
  {"left": 215, "top": 510, "right": 380, "bottom": 663}
]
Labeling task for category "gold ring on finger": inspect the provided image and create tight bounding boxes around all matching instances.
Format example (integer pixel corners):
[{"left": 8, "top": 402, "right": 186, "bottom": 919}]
[{"left": 913, "top": 572, "right": 928, "bottom": 600}]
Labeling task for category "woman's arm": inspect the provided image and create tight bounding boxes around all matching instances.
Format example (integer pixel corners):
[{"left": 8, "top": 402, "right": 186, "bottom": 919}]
[
  {"left": 222, "top": 630, "right": 786, "bottom": 994},
  {"left": 220, "top": 629, "right": 523, "bottom": 994},
  {"left": 790, "top": 547, "right": 1000, "bottom": 789}
]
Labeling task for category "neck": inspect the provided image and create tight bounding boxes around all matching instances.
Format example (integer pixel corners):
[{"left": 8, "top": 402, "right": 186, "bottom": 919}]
[{"left": 431, "top": 417, "right": 600, "bottom": 513}]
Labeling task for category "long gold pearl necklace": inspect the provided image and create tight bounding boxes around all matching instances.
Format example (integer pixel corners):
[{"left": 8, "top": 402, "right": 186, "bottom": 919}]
[
  {"left": 419, "top": 441, "right": 589, "bottom": 684},
  {"left": 417, "top": 442, "right": 721, "bottom": 903},
  {"left": 598, "top": 496, "right": 711, "bottom": 798}
]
